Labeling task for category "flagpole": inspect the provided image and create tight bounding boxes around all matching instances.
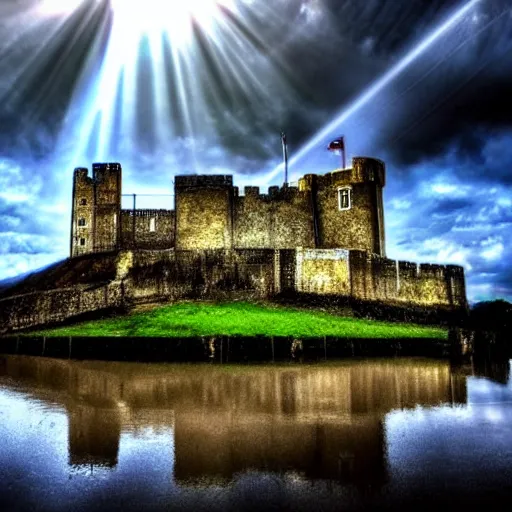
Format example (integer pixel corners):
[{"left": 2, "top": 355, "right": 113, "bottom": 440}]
[
  {"left": 281, "top": 132, "right": 288, "bottom": 186},
  {"left": 341, "top": 135, "right": 346, "bottom": 169}
]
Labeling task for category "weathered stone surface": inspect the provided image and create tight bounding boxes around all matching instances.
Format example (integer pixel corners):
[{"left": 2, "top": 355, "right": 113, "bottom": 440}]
[
  {"left": 0, "top": 155, "right": 467, "bottom": 333},
  {"left": 0, "top": 248, "right": 467, "bottom": 334}
]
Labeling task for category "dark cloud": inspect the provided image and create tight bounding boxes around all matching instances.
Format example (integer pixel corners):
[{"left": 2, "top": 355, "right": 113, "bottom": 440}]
[
  {"left": 377, "top": 2, "right": 512, "bottom": 166},
  {"left": 0, "top": 0, "right": 111, "bottom": 157},
  {"left": 0, "top": 0, "right": 511, "bottom": 301}
]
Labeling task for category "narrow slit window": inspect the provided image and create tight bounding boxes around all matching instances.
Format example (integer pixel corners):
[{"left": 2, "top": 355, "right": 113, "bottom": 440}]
[
  {"left": 338, "top": 187, "right": 351, "bottom": 210},
  {"left": 150, "top": 217, "right": 156, "bottom": 232},
  {"left": 80, "top": 198, "right": 87, "bottom": 206},
  {"left": 78, "top": 218, "right": 86, "bottom": 227},
  {"left": 79, "top": 238, "right": 86, "bottom": 246}
]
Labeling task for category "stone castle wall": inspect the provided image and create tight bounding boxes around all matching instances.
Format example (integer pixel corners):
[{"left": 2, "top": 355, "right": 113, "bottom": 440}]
[
  {"left": 0, "top": 248, "right": 466, "bottom": 334},
  {"left": 0, "top": 283, "right": 123, "bottom": 333},
  {"left": 295, "top": 249, "right": 466, "bottom": 308},
  {"left": 175, "top": 175, "right": 234, "bottom": 250},
  {"left": 120, "top": 209, "right": 175, "bottom": 250},
  {"left": 233, "top": 186, "right": 315, "bottom": 249},
  {"left": 299, "top": 157, "right": 385, "bottom": 255},
  {"left": 70, "top": 157, "right": 387, "bottom": 257}
]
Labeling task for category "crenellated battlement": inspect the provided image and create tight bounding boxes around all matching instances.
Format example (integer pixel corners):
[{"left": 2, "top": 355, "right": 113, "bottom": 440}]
[
  {"left": 238, "top": 185, "right": 303, "bottom": 201},
  {"left": 73, "top": 167, "right": 94, "bottom": 184},
  {"left": 68, "top": 157, "right": 466, "bottom": 312},
  {"left": 175, "top": 175, "right": 232, "bottom": 189},
  {"left": 121, "top": 209, "right": 174, "bottom": 217}
]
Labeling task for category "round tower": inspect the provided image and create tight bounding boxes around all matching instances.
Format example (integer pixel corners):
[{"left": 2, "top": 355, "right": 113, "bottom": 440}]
[{"left": 302, "top": 157, "right": 386, "bottom": 255}]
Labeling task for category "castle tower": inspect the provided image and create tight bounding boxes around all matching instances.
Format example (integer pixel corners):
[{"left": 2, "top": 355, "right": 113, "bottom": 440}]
[
  {"left": 70, "top": 168, "right": 95, "bottom": 257},
  {"left": 92, "top": 163, "right": 122, "bottom": 253},
  {"left": 174, "top": 175, "right": 234, "bottom": 250},
  {"left": 299, "top": 157, "right": 386, "bottom": 255},
  {"left": 70, "top": 163, "right": 122, "bottom": 257}
]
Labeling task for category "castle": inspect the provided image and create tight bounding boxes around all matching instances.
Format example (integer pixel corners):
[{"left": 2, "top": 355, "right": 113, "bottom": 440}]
[
  {"left": 69, "top": 156, "right": 467, "bottom": 311},
  {"left": 70, "top": 157, "right": 386, "bottom": 256},
  {"left": 0, "top": 156, "right": 468, "bottom": 334}
]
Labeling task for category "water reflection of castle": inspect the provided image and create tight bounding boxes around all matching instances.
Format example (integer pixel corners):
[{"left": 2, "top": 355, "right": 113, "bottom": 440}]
[{"left": 0, "top": 357, "right": 476, "bottom": 487}]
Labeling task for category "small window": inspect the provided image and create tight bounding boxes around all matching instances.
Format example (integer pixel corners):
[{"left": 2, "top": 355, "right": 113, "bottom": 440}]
[
  {"left": 79, "top": 238, "right": 86, "bottom": 246},
  {"left": 80, "top": 198, "right": 87, "bottom": 206},
  {"left": 338, "top": 187, "right": 351, "bottom": 211},
  {"left": 149, "top": 217, "right": 156, "bottom": 232},
  {"left": 78, "top": 218, "right": 86, "bottom": 227}
]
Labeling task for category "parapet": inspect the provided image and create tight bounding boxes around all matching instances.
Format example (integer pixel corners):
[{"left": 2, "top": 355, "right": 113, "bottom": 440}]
[
  {"left": 244, "top": 186, "right": 260, "bottom": 196},
  {"left": 419, "top": 263, "right": 446, "bottom": 278},
  {"left": 91, "top": 162, "right": 122, "bottom": 185},
  {"left": 175, "top": 175, "right": 233, "bottom": 189},
  {"left": 241, "top": 185, "right": 302, "bottom": 201},
  {"left": 73, "top": 167, "right": 94, "bottom": 185},
  {"left": 121, "top": 209, "right": 174, "bottom": 217},
  {"left": 309, "top": 156, "right": 386, "bottom": 188},
  {"left": 268, "top": 186, "right": 279, "bottom": 197},
  {"left": 351, "top": 157, "right": 385, "bottom": 187},
  {"left": 92, "top": 163, "right": 121, "bottom": 171}
]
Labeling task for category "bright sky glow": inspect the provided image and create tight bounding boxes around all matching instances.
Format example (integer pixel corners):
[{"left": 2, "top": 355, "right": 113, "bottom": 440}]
[
  {"left": 111, "top": 0, "right": 233, "bottom": 45},
  {"left": 58, "top": 0, "right": 288, "bottom": 170},
  {"left": 38, "top": 0, "right": 88, "bottom": 15}
]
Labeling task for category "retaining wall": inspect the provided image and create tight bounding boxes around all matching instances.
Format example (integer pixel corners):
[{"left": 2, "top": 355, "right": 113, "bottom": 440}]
[{"left": 0, "top": 248, "right": 467, "bottom": 334}]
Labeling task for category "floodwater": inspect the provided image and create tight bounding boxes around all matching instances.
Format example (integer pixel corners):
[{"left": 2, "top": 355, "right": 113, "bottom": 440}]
[{"left": 1, "top": 356, "right": 511, "bottom": 511}]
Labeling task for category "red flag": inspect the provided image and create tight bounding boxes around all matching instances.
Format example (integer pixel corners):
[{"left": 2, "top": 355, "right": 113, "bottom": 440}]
[{"left": 327, "top": 136, "right": 345, "bottom": 152}]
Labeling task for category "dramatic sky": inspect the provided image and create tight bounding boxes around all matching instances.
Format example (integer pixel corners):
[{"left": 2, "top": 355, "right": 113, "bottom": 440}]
[{"left": 0, "top": 0, "right": 511, "bottom": 303}]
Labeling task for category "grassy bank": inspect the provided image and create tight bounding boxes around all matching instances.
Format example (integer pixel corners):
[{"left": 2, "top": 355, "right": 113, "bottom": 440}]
[{"left": 29, "top": 301, "right": 448, "bottom": 339}]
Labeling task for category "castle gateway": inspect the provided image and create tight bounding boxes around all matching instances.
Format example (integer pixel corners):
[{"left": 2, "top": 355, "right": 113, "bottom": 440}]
[{"left": 69, "top": 157, "right": 467, "bottom": 310}]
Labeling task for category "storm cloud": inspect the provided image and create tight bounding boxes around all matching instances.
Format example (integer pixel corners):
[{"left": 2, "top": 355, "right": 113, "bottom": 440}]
[{"left": 0, "top": 0, "right": 511, "bottom": 301}]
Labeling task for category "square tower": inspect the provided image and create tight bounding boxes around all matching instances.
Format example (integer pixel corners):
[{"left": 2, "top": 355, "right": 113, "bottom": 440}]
[{"left": 174, "top": 175, "right": 234, "bottom": 250}]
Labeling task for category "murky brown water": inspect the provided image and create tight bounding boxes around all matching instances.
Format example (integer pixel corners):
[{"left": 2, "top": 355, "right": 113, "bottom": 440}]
[{"left": 1, "top": 356, "right": 511, "bottom": 511}]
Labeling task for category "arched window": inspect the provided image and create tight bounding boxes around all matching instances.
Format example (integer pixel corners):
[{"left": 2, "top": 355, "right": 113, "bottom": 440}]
[
  {"left": 80, "top": 198, "right": 87, "bottom": 205},
  {"left": 78, "top": 218, "right": 86, "bottom": 227}
]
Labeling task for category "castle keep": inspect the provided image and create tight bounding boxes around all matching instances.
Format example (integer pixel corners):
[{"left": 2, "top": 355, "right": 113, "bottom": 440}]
[{"left": 71, "top": 157, "right": 386, "bottom": 256}]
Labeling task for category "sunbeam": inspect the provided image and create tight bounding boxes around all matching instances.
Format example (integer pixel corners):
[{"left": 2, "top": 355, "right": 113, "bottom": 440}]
[
  {"left": 61, "top": 0, "right": 293, "bottom": 170},
  {"left": 38, "top": 0, "right": 96, "bottom": 16},
  {"left": 268, "top": 0, "right": 483, "bottom": 181},
  {"left": 110, "top": 0, "right": 234, "bottom": 47}
]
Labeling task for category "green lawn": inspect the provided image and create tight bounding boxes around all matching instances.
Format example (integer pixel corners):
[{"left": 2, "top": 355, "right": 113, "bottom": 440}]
[{"left": 29, "top": 301, "right": 448, "bottom": 339}]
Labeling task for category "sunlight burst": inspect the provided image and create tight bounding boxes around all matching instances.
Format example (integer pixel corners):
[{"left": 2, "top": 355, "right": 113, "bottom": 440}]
[
  {"left": 38, "top": 0, "right": 89, "bottom": 16},
  {"left": 110, "top": 0, "right": 233, "bottom": 46},
  {"left": 61, "top": 0, "right": 291, "bottom": 169}
]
